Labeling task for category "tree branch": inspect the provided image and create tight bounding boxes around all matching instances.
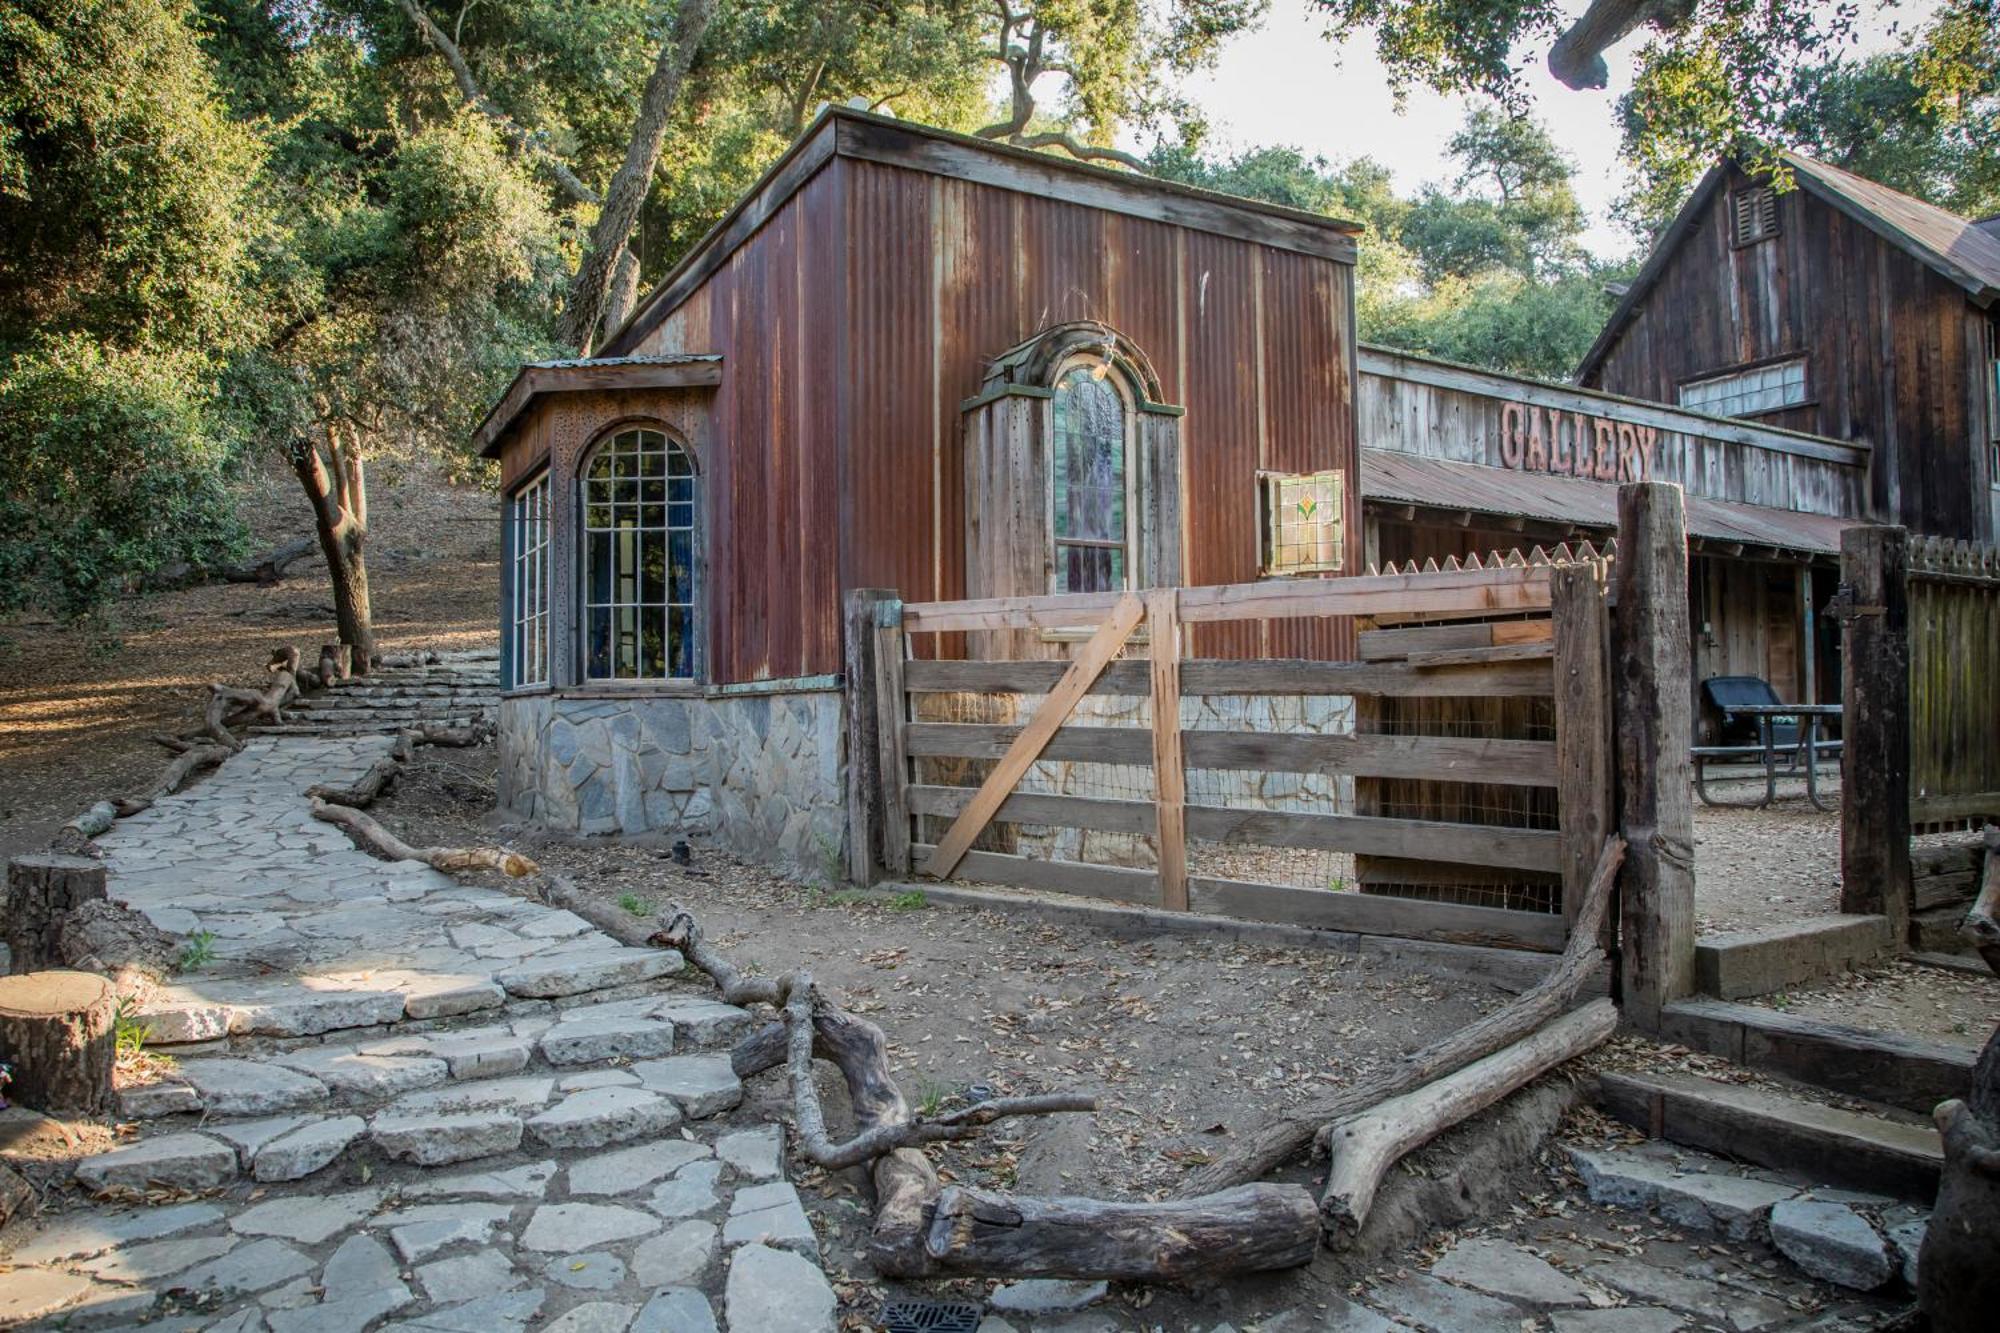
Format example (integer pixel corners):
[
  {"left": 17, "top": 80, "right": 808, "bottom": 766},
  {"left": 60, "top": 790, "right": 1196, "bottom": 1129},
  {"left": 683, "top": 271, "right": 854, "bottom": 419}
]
[{"left": 396, "top": 0, "right": 602, "bottom": 205}]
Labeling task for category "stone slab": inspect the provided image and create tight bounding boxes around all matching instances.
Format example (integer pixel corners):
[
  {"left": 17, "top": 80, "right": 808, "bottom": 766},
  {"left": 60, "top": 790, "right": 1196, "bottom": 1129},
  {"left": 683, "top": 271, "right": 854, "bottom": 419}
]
[
  {"left": 1770, "top": 1198, "right": 1896, "bottom": 1290},
  {"left": 1368, "top": 1273, "right": 1526, "bottom": 1331},
  {"left": 496, "top": 948, "right": 683, "bottom": 998},
  {"left": 632, "top": 1220, "right": 721, "bottom": 1286},
  {"left": 0, "top": 1269, "right": 93, "bottom": 1326},
  {"left": 229, "top": 1189, "right": 379, "bottom": 1244},
  {"left": 0, "top": 1201, "right": 225, "bottom": 1265},
  {"left": 177, "top": 1059, "right": 329, "bottom": 1116},
  {"left": 646, "top": 1161, "right": 725, "bottom": 1219},
  {"left": 74, "top": 1132, "right": 237, "bottom": 1193},
  {"left": 715, "top": 1124, "right": 783, "bottom": 1180},
  {"left": 379, "top": 1202, "right": 516, "bottom": 1263},
  {"left": 520, "top": 1201, "right": 662, "bottom": 1253},
  {"left": 725, "top": 1243, "right": 836, "bottom": 1333},
  {"left": 255, "top": 1114, "right": 366, "bottom": 1181},
  {"left": 632, "top": 1288, "right": 717, "bottom": 1333},
  {"left": 526, "top": 1086, "right": 682, "bottom": 1151},
  {"left": 1431, "top": 1236, "right": 1597, "bottom": 1308},
  {"left": 172, "top": 1237, "right": 316, "bottom": 1296},
  {"left": 1568, "top": 1146, "right": 1797, "bottom": 1239},
  {"left": 1695, "top": 915, "right": 1895, "bottom": 999},
  {"left": 402, "top": 1159, "right": 558, "bottom": 1201},
  {"left": 629, "top": 1055, "right": 742, "bottom": 1119},
  {"left": 988, "top": 1280, "right": 1109, "bottom": 1314},
  {"left": 544, "top": 1302, "right": 639, "bottom": 1333},
  {"left": 371, "top": 1109, "right": 524, "bottom": 1165},
  {"left": 269, "top": 1047, "right": 448, "bottom": 1100},
  {"left": 417, "top": 1249, "right": 526, "bottom": 1304},
  {"left": 722, "top": 1180, "right": 817, "bottom": 1256},
  {"left": 540, "top": 1010, "right": 678, "bottom": 1065},
  {"left": 567, "top": 1138, "right": 714, "bottom": 1196}
]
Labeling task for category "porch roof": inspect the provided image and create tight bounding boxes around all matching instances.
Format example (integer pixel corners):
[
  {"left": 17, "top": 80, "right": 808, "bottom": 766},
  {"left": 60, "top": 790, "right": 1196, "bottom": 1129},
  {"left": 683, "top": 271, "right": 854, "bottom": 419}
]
[
  {"left": 1359, "top": 449, "right": 1851, "bottom": 558},
  {"left": 473, "top": 354, "right": 722, "bottom": 459}
]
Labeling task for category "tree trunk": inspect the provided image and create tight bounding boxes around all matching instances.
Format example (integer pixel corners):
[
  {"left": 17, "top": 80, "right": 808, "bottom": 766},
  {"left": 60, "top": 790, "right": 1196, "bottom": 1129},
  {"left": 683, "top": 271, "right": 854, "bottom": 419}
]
[
  {"left": 1919, "top": 1025, "right": 2000, "bottom": 1330},
  {"left": 559, "top": 0, "right": 719, "bottom": 351},
  {"left": 0, "top": 971, "right": 116, "bottom": 1118},
  {"left": 6, "top": 855, "right": 108, "bottom": 973},
  {"left": 292, "top": 429, "right": 376, "bottom": 675}
]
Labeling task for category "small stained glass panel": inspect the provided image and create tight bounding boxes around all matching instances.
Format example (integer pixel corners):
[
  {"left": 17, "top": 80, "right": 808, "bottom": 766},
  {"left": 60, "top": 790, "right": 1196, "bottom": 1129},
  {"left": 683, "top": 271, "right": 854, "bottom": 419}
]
[{"left": 1263, "top": 470, "right": 1345, "bottom": 576}]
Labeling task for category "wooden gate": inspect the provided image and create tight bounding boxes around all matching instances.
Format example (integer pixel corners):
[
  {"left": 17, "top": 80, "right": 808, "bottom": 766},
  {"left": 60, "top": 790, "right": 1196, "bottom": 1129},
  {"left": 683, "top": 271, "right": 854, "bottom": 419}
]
[
  {"left": 1840, "top": 526, "right": 2000, "bottom": 939},
  {"left": 848, "top": 558, "right": 1615, "bottom": 953}
]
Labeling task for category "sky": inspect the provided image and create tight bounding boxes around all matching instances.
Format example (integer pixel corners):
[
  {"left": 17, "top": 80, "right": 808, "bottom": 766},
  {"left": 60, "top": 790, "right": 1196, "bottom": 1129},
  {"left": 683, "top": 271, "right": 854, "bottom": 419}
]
[{"left": 1150, "top": 0, "right": 1939, "bottom": 261}]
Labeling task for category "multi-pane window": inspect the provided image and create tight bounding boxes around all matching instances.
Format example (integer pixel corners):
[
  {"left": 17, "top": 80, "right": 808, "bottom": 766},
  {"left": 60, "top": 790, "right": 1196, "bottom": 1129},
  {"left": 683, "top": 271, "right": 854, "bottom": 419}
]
[
  {"left": 1678, "top": 358, "right": 1807, "bottom": 419},
  {"left": 509, "top": 474, "right": 550, "bottom": 688},
  {"left": 1051, "top": 364, "right": 1132, "bottom": 593},
  {"left": 582, "top": 428, "right": 697, "bottom": 681}
]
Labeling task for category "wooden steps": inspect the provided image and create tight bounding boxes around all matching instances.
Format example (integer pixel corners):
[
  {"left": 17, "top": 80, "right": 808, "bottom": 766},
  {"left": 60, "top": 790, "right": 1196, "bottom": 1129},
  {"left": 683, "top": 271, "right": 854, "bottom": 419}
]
[
  {"left": 1595, "top": 1069, "right": 1942, "bottom": 1203},
  {"left": 1659, "top": 997, "right": 1975, "bottom": 1115}
]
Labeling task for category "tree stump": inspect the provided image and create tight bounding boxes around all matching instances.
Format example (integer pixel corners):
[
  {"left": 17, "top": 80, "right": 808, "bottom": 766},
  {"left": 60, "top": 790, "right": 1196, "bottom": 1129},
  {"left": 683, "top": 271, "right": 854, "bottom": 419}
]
[
  {"left": 0, "top": 971, "right": 117, "bottom": 1117},
  {"left": 5, "top": 855, "right": 107, "bottom": 973}
]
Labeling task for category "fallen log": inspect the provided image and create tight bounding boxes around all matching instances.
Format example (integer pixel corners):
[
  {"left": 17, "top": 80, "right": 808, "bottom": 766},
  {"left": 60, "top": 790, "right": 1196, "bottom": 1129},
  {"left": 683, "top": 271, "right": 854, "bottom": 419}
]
[
  {"left": 405, "top": 720, "right": 493, "bottom": 749},
  {"left": 1919, "top": 1024, "right": 2000, "bottom": 1330},
  {"left": 1962, "top": 826, "right": 2000, "bottom": 975},
  {"left": 1317, "top": 997, "right": 1618, "bottom": 1245},
  {"left": 205, "top": 669, "right": 297, "bottom": 747},
  {"left": 114, "top": 743, "right": 232, "bottom": 816},
  {"left": 311, "top": 798, "right": 539, "bottom": 877},
  {"left": 306, "top": 755, "right": 400, "bottom": 807},
  {"left": 924, "top": 1183, "right": 1320, "bottom": 1279},
  {"left": 271, "top": 644, "right": 324, "bottom": 693},
  {"left": 1180, "top": 835, "right": 1625, "bottom": 1195},
  {"left": 223, "top": 536, "right": 315, "bottom": 585},
  {"left": 59, "top": 802, "right": 117, "bottom": 843}
]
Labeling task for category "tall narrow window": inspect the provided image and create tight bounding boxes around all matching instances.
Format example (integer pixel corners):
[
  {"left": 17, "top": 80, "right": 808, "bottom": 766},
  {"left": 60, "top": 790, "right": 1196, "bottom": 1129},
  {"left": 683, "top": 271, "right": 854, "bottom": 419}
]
[
  {"left": 582, "top": 428, "right": 697, "bottom": 681},
  {"left": 1050, "top": 363, "right": 1132, "bottom": 593},
  {"left": 510, "top": 474, "right": 550, "bottom": 688}
]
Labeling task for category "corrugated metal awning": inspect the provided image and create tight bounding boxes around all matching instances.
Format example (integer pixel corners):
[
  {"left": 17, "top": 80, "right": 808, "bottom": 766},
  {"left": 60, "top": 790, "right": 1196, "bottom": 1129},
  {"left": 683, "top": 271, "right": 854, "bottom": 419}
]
[{"left": 1360, "top": 449, "right": 1850, "bottom": 557}]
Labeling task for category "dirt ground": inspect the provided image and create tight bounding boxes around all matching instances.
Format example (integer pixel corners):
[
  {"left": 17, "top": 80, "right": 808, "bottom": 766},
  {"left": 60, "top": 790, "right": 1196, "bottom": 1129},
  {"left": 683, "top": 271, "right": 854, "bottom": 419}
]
[
  {"left": 1690, "top": 784, "right": 1845, "bottom": 937},
  {"left": 0, "top": 462, "right": 499, "bottom": 861},
  {"left": 1745, "top": 959, "right": 2000, "bottom": 1049}
]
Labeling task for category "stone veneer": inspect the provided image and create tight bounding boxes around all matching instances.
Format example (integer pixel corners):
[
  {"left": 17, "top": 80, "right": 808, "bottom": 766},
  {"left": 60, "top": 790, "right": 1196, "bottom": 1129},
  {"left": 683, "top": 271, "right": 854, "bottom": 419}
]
[{"left": 498, "top": 689, "right": 846, "bottom": 879}]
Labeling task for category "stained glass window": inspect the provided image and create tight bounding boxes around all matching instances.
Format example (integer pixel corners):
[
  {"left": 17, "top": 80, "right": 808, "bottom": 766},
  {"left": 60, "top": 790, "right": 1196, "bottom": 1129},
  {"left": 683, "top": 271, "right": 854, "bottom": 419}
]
[
  {"left": 583, "top": 429, "right": 697, "bottom": 680},
  {"left": 1263, "top": 470, "right": 1345, "bottom": 576},
  {"left": 509, "top": 473, "right": 550, "bottom": 687},
  {"left": 1051, "top": 364, "right": 1130, "bottom": 593}
]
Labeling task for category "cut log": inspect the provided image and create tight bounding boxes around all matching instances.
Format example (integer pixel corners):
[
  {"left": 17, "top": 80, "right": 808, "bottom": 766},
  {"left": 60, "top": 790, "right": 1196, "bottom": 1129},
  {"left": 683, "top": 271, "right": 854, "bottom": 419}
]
[
  {"left": 319, "top": 643, "right": 352, "bottom": 682},
  {"left": 0, "top": 1160, "right": 34, "bottom": 1229},
  {"left": 57, "top": 899, "right": 181, "bottom": 999},
  {"left": 60, "top": 803, "right": 117, "bottom": 843},
  {"left": 406, "top": 720, "right": 492, "bottom": 748},
  {"left": 1318, "top": 997, "right": 1618, "bottom": 1245},
  {"left": 5, "top": 855, "right": 109, "bottom": 973},
  {"left": 924, "top": 1183, "right": 1320, "bottom": 1279},
  {"left": 310, "top": 798, "right": 538, "bottom": 877},
  {"left": 0, "top": 971, "right": 116, "bottom": 1118},
  {"left": 1181, "top": 836, "right": 1625, "bottom": 1195},
  {"left": 306, "top": 755, "right": 400, "bottom": 807},
  {"left": 1919, "top": 1024, "right": 2000, "bottom": 1331}
]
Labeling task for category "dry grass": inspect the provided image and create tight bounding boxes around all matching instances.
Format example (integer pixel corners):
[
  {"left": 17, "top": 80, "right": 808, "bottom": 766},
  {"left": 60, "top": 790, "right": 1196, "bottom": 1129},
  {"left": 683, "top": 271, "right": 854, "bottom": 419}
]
[{"left": 0, "top": 460, "right": 499, "bottom": 859}]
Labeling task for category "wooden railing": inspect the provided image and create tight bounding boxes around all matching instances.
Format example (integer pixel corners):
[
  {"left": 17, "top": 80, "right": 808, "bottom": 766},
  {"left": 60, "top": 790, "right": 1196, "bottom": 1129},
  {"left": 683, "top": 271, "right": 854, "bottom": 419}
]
[{"left": 849, "top": 558, "right": 1614, "bottom": 954}]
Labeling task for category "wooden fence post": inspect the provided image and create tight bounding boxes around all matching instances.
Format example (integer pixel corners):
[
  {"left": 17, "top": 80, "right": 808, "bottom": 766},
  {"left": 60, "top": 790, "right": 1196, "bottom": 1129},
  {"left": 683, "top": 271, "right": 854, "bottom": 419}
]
[
  {"left": 873, "top": 598, "right": 914, "bottom": 878},
  {"left": 1839, "top": 526, "right": 1911, "bottom": 936},
  {"left": 844, "top": 588, "right": 897, "bottom": 885},
  {"left": 1552, "top": 565, "right": 1613, "bottom": 938},
  {"left": 1146, "top": 588, "right": 1188, "bottom": 911},
  {"left": 1613, "top": 482, "right": 1696, "bottom": 1028}
]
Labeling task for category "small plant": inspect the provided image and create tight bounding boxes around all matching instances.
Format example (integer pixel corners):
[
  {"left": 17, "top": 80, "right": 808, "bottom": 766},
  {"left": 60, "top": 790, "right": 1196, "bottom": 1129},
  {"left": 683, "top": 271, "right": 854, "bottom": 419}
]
[
  {"left": 826, "top": 890, "right": 871, "bottom": 907},
  {"left": 617, "top": 893, "right": 648, "bottom": 916},
  {"left": 915, "top": 1078, "right": 952, "bottom": 1117},
  {"left": 176, "top": 930, "right": 216, "bottom": 973},
  {"left": 1328, "top": 874, "right": 1349, "bottom": 892},
  {"left": 887, "top": 890, "right": 928, "bottom": 912},
  {"left": 812, "top": 830, "right": 844, "bottom": 885},
  {"left": 113, "top": 996, "right": 149, "bottom": 1062}
]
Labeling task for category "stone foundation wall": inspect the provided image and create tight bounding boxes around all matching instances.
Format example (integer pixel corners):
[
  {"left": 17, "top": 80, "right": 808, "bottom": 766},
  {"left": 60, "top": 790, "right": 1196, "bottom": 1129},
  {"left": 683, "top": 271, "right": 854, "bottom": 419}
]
[{"left": 497, "top": 689, "right": 846, "bottom": 879}]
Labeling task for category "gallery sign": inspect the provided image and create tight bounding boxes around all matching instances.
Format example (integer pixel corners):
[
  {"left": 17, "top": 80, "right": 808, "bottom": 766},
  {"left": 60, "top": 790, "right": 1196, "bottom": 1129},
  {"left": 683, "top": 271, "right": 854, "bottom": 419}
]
[{"left": 1499, "top": 403, "right": 1657, "bottom": 483}]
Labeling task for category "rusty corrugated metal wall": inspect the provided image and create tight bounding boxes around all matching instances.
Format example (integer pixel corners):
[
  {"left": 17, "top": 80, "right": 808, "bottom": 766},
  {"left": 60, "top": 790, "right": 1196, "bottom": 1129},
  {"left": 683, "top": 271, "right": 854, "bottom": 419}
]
[{"left": 624, "top": 153, "right": 1360, "bottom": 683}]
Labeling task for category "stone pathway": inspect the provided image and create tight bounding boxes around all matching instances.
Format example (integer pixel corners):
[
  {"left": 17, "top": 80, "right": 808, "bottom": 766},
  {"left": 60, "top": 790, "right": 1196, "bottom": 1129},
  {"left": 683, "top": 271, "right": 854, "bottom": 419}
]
[{"left": 0, "top": 736, "right": 840, "bottom": 1331}]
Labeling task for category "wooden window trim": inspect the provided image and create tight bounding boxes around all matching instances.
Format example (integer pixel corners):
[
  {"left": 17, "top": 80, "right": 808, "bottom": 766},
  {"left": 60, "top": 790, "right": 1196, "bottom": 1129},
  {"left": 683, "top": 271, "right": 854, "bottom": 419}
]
[
  {"left": 508, "top": 469, "right": 552, "bottom": 690},
  {"left": 1045, "top": 354, "right": 1140, "bottom": 597},
  {"left": 578, "top": 426, "right": 702, "bottom": 685}
]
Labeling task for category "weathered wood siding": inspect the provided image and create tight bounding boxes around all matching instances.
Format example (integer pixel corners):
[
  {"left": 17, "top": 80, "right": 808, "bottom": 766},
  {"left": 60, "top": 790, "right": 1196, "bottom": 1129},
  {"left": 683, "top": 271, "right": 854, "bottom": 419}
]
[
  {"left": 1359, "top": 347, "right": 1866, "bottom": 518},
  {"left": 625, "top": 169, "right": 847, "bottom": 685},
  {"left": 1579, "top": 163, "right": 1987, "bottom": 538},
  {"left": 625, "top": 135, "right": 1361, "bottom": 679}
]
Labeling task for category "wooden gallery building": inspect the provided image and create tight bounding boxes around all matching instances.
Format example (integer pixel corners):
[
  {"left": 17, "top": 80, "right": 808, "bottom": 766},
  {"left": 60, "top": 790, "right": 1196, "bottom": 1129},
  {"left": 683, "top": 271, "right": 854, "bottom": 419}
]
[{"left": 474, "top": 112, "right": 1917, "bottom": 872}]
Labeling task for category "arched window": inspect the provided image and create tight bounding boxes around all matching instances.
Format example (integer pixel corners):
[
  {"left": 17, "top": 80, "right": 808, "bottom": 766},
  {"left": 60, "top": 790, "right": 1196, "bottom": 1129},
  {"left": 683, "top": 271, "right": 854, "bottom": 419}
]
[
  {"left": 582, "top": 427, "right": 697, "bottom": 680},
  {"left": 1050, "top": 361, "right": 1134, "bottom": 593}
]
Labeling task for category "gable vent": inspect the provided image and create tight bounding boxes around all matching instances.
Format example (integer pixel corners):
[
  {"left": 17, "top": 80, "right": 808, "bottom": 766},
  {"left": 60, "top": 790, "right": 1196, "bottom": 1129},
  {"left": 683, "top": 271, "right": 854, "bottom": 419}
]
[{"left": 1733, "top": 187, "right": 1779, "bottom": 245}]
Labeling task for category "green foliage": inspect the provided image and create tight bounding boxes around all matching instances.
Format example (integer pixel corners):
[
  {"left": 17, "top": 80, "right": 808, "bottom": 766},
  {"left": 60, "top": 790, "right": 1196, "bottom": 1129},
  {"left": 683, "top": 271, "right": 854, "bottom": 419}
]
[
  {"left": 887, "top": 890, "right": 929, "bottom": 912},
  {"left": 618, "top": 892, "right": 649, "bottom": 916},
  {"left": 177, "top": 928, "right": 218, "bottom": 972},
  {"left": 1151, "top": 108, "right": 1624, "bottom": 380},
  {"left": 0, "top": 0, "right": 270, "bottom": 354},
  {"left": 0, "top": 336, "right": 246, "bottom": 617},
  {"left": 113, "top": 995, "right": 150, "bottom": 1061}
]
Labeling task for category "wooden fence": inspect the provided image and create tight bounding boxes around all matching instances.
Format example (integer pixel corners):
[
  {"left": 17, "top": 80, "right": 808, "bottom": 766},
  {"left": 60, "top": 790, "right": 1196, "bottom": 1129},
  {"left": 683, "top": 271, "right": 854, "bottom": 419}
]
[
  {"left": 1840, "top": 526, "right": 2000, "bottom": 938},
  {"left": 846, "top": 557, "right": 1614, "bottom": 955}
]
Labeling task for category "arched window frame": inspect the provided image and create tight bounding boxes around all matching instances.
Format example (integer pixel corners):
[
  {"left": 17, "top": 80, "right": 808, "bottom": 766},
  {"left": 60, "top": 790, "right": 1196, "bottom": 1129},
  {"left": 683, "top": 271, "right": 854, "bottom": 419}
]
[
  {"left": 1045, "top": 352, "right": 1141, "bottom": 595},
  {"left": 577, "top": 424, "right": 701, "bottom": 683}
]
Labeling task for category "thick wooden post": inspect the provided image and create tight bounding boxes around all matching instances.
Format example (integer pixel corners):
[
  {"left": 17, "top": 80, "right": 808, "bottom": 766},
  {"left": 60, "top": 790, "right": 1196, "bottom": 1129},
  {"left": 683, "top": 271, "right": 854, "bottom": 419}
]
[
  {"left": 873, "top": 600, "right": 914, "bottom": 878},
  {"left": 1613, "top": 482, "right": 1696, "bottom": 1028},
  {"left": 1839, "top": 526, "right": 1911, "bottom": 934},
  {"left": 5, "top": 855, "right": 107, "bottom": 973},
  {"left": 1147, "top": 589, "right": 1188, "bottom": 911},
  {"left": 1553, "top": 565, "right": 1614, "bottom": 937},
  {"left": 844, "top": 588, "right": 897, "bottom": 885}
]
